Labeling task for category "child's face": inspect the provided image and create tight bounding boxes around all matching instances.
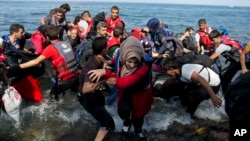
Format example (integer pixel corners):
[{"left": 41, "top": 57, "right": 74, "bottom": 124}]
[{"left": 211, "top": 36, "right": 222, "bottom": 46}]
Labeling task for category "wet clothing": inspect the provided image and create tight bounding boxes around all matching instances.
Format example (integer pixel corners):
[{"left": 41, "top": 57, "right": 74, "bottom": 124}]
[
  {"left": 105, "top": 37, "right": 153, "bottom": 135},
  {"left": 77, "top": 92, "right": 115, "bottom": 130},
  {"left": 78, "top": 55, "right": 115, "bottom": 130}
]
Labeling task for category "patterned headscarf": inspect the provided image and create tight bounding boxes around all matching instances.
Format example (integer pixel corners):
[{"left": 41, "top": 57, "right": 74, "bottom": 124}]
[{"left": 119, "top": 36, "right": 145, "bottom": 77}]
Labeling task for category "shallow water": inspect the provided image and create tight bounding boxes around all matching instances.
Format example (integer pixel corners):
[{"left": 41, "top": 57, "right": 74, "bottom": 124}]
[{"left": 0, "top": 76, "right": 227, "bottom": 141}]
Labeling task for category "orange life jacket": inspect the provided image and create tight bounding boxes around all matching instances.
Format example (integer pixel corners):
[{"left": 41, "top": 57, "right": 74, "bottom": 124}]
[
  {"left": 106, "top": 16, "right": 123, "bottom": 34},
  {"left": 196, "top": 26, "right": 213, "bottom": 50},
  {"left": 51, "top": 41, "right": 78, "bottom": 80}
]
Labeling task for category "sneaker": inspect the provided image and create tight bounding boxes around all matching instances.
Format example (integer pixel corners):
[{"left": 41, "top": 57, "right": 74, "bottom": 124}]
[
  {"left": 121, "top": 129, "right": 130, "bottom": 141},
  {"left": 136, "top": 132, "right": 147, "bottom": 141},
  {"left": 50, "top": 93, "right": 59, "bottom": 101}
]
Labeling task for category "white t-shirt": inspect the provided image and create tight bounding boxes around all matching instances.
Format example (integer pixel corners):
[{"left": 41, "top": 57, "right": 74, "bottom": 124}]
[
  {"left": 215, "top": 44, "right": 231, "bottom": 53},
  {"left": 195, "top": 27, "right": 212, "bottom": 42},
  {"left": 181, "top": 64, "right": 220, "bottom": 86}
]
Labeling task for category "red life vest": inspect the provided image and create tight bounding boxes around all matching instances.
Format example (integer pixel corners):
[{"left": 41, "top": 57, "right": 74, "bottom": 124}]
[
  {"left": 52, "top": 41, "right": 78, "bottom": 80},
  {"left": 130, "top": 27, "right": 143, "bottom": 40},
  {"left": 87, "top": 18, "right": 94, "bottom": 33},
  {"left": 196, "top": 26, "right": 213, "bottom": 50},
  {"left": 221, "top": 35, "right": 243, "bottom": 53},
  {"left": 106, "top": 16, "right": 123, "bottom": 34},
  {"left": 108, "top": 36, "right": 120, "bottom": 49}
]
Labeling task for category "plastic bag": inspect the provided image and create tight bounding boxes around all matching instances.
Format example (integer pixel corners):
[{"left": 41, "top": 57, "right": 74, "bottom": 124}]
[
  {"left": 1, "top": 86, "right": 22, "bottom": 122},
  {"left": 11, "top": 75, "right": 43, "bottom": 102}
]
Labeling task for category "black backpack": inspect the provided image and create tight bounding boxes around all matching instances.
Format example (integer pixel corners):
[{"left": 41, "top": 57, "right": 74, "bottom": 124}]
[
  {"left": 75, "top": 36, "right": 95, "bottom": 69},
  {"left": 175, "top": 53, "right": 213, "bottom": 68},
  {"left": 2, "top": 41, "right": 45, "bottom": 77}
]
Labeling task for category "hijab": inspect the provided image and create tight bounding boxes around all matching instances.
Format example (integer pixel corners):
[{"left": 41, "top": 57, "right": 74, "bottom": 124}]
[{"left": 119, "top": 36, "right": 145, "bottom": 77}]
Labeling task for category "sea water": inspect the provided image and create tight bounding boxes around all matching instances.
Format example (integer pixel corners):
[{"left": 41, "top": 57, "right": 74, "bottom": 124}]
[
  {"left": 0, "top": 1, "right": 248, "bottom": 140},
  {"left": 0, "top": 1, "right": 250, "bottom": 42}
]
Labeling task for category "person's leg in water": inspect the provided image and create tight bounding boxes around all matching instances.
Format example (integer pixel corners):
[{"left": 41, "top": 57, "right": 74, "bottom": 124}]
[
  {"left": 50, "top": 75, "right": 79, "bottom": 100},
  {"left": 118, "top": 94, "right": 133, "bottom": 140},
  {"left": 132, "top": 117, "right": 147, "bottom": 141},
  {"left": 94, "top": 129, "right": 109, "bottom": 141},
  {"left": 78, "top": 92, "right": 115, "bottom": 141}
]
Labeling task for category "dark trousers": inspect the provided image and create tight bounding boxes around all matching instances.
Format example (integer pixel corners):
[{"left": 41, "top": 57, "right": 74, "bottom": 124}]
[
  {"left": 78, "top": 92, "right": 115, "bottom": 130},
  {"left": 118, "top": 93, "right": 144, "bottom": 134},
  {"left": 180, "top": 84, "right": 220, "bottom": 115},
  {"left": 221, "top": 62, "right": 250, "bottom": 93},
  {"left": 50, "top": 74, "right": 79, "bottom": 95},
  {"left": 158, "top": 80, "right": 220, "bottom": 115}
]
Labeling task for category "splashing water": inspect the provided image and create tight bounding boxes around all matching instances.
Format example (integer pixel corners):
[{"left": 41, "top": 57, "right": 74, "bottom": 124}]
[{"left": 0, "top": 77, "right": 227, "bottom": 140}]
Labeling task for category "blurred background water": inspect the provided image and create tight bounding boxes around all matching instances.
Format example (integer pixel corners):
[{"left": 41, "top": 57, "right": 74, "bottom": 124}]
[{"left": 0, "top": 1, "right": 250, "bottom": 42}]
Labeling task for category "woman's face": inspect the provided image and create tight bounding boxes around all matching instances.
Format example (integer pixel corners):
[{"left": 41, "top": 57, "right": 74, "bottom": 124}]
[{"left": 125, "top": 57, "right": 139, "bottom": 69}]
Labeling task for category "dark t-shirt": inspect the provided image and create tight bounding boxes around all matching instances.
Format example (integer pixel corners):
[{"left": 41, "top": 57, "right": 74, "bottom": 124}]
[{"left": 78, "top": 55, "right": 104, "bottom": 93}]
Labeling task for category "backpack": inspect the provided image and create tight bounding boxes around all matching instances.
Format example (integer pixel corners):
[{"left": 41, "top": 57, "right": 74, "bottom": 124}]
[
  {"left": 161, "top": 26, "right": 172, "bottom": 37},
  {"left": 2, "top": 40, "right": 45, "bottom": 77},
  {"left": 221, "top": 35, "right": 245, "bottom": 63},
  {"left": 75, "top": 36, "right": 95, "bottom": 69},
  {"left": 175, "top": 53, "right": 214, "bottom": 68},
  {"left": 158, "top": 36, "right": 184, "bottom": 58},
  {"left": 153, "top": 27, "right": 172, "bottom": 47},
  {"left": 219, "top": 25, "right": 230, "bottom": 36}
]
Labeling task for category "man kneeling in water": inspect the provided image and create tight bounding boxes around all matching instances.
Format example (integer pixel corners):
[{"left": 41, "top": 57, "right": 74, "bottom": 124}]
[{"left": 9, "top": 26, "right": 79, "bottom": 100}]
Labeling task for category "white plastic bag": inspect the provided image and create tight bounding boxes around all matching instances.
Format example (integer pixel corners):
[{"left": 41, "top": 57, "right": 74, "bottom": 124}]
[{"left": 1, "top": 86, "right": 22, "bottom": 122}]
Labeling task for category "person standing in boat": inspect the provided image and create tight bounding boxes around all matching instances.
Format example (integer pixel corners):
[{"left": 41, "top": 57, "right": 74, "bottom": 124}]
[
  {"left": 42, "top": 8, "right": 68, "bottom": 40},
  {"left": 195, "top": 19, "right": 213, "bottom": 55},
  {"left": 179, "top": 27, "right": 196, "bottom": 53},
  {"left": 106, "top": 5, "right": 124, "bottom": 37}
]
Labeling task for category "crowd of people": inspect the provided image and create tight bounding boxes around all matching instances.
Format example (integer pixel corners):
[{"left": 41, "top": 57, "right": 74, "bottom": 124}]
[{"left": 0, "top": 3, "right": 250, "bottom": 141}]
